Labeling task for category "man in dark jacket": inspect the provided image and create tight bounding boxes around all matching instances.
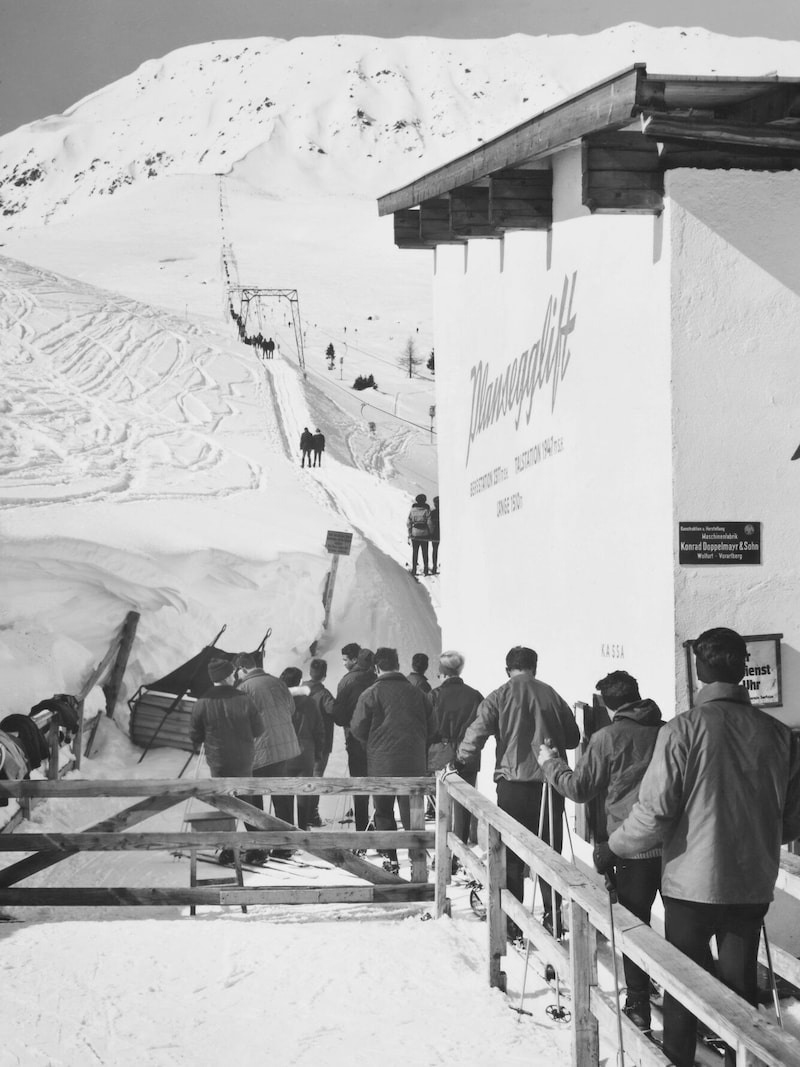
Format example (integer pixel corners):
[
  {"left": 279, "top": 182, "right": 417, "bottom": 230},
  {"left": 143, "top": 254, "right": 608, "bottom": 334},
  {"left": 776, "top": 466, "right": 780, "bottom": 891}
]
[
  {"left": 312, "top": 429, "right": 325, "bottom": 467},
  {"left": 300, "top": 427, "right": 314, "bottom": 468},
  {"left": 609, "top": 628, "right": 800, "bottom": 1067},
  {"left": 539, "top": 670, "right": 663, "bottom": 1029},
  {"left": 333, "top": 643, "right": 376, "bottom": 832},
  {"left": 351, "top": 646, "right": 432, "bottom": 871},
  {"left": 407, "top": 652, "right": 432, "bottom": 693},
  {"left": 456, "top": 645, "right": 579, "bottom": 936},
  {"left": 428, "top": 650, "right": 483, "bottom": 849},
  {"left": 190, "top": 658, "right": 264, "bottom": 864},
  {"left": 281, "top": 667, "right": 326, "bottom": 832},
  {"left": 305, "top": 658, "right": 336, "bottom": 828}
]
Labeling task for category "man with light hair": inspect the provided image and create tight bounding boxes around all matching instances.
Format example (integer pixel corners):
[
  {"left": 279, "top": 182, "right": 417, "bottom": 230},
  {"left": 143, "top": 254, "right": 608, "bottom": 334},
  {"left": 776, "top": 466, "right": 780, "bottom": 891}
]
[{"left": 428, "top": 651, "right": 483, "bottom": 854}]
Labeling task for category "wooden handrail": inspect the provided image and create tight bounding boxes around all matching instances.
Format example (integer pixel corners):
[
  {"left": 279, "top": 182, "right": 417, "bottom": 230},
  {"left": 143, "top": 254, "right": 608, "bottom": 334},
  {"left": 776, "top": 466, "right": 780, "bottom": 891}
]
[
  {"left": 437, "top": 774, "right": 800, "bottom": 1067},
  {"left": 0, "top": 776, "right": 434, "bottom": 799}
]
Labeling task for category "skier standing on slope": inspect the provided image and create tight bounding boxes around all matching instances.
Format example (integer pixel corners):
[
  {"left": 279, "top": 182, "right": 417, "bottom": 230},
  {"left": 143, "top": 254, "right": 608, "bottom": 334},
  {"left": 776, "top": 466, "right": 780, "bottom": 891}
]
[
  {"left": 312, "top": 428, "right": 325, "bottom": 467},
  {"left": 300, "top": 427, "right": 314, "bottom": 468},
  {"left": 608, "top": 628, "right": 800, "bottom": 1067},
  {"left": 333, "top": 644, "right": 377, "bottom": 833},
  {"left": 428, "top": 496, "right": 440, "bottom": 574},
  {"left": 538, "top": 670, "right": 663, "bottom": 1032},
  {"left": 407, "top": 493, "right": 431, "bottom": 576},
  {"left": 350, "top": 647, "right": 432, "bottom": 873},
  {"left": 455, "top": 645, "right": 579, "bottom": 940}
]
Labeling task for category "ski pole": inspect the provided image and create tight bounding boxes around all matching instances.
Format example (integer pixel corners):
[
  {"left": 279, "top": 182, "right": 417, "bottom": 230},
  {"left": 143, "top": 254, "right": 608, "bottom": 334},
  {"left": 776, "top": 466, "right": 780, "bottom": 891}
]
[
  {"left": 762, "top": 922, "right": 784, "bottom": 1029},
  {"left": 606, "top": 874, "right": 625, "bottom": 1067},
  {"left": 513, "top": 784, "right": 548, "bottom": 1015}
]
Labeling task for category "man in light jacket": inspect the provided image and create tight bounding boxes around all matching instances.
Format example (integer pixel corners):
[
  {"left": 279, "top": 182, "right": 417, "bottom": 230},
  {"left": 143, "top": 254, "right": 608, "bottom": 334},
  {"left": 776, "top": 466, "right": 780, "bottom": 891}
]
[
  {"left": 538, "top": 670, "right": 663, "bottom": 1030},
  {"left": 456, "top": 645, "right": 579, "bottom": 938},
  {"left": 236, "top": 653, "right": 301, "bottom": 831},
  {"left": 609, "top": 627, "right": 800, "bottom": 1067},
  {"left": 351, "top": 646, "right": 432, "bottom": 872}
]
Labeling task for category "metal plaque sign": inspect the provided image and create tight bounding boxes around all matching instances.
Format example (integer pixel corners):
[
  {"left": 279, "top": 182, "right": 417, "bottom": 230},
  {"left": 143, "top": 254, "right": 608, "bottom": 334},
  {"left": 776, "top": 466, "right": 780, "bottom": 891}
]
[
  {"left": 684, "top": 632, "right": 783, "bottom": 708},
  {"left": 678, "top": 522, "right": 761, "bottom": 565},
  {"left": 325, "top": 530, "right": 353, "bottom": 556}
]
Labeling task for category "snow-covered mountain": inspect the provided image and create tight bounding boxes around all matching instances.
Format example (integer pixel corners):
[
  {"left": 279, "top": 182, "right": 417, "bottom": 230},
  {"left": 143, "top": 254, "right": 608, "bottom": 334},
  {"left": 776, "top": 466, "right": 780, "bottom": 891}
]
[{"left": 3, "top": 26, "right": 800, "bottom": 224}]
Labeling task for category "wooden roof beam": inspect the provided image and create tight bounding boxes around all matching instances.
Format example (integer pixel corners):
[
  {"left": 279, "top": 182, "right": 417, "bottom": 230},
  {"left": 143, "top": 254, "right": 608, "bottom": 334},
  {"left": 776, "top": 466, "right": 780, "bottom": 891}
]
[
  {"left": 489, "top": 169, "right": 552, "bottom": 229},
  {"left": 643, "top": 116, "right": 800, "bottom": 152},
  {"left": 582, "top": 133, "right": 663, "bottom": 214},
  {"left": 419, "top": 198, "right": 465, "bottom": 244},
  {"left": 392, "top": 208, "right": 435, "bottom": 250},
  {"left": 449, "top": 186, "right": 501, "bottom": 238},
  {"left": 715, "top": 85, "right": 800, "bottom": 125}
]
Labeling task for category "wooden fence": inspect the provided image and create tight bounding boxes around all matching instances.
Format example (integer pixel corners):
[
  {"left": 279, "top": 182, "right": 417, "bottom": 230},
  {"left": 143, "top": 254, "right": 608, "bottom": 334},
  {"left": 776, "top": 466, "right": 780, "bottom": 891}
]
[
  {"left": 0, "top": 776, "right": 434, "bottom": 907},
  {"left": 435, "top": 774, "right": 800, "bottom": 1067}
]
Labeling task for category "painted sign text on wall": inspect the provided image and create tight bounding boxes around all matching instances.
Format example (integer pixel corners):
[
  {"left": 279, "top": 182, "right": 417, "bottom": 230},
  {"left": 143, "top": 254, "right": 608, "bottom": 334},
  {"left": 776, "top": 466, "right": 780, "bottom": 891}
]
[{"left": 465, "top": 272, "right": 577, "bottom": 465}]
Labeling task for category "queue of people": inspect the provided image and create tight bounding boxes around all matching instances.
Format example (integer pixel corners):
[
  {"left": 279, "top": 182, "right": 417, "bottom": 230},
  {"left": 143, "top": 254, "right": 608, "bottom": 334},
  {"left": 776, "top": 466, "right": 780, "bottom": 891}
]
[{"left": 189, "top": 628, "right": 800, "bottom": 1067}]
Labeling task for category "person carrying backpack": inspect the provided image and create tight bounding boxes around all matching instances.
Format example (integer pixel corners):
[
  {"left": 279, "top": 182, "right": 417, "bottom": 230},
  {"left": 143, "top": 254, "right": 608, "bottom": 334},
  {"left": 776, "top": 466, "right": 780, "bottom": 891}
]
[{"left": 407, "top": 493, "right": 431, "bottom": 576}]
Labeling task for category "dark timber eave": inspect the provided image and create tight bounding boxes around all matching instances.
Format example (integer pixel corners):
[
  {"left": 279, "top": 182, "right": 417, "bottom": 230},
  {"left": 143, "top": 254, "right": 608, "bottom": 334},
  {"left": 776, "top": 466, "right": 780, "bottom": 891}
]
[{"left": 378, "top": 65, "right": 800, "bottom": 227}]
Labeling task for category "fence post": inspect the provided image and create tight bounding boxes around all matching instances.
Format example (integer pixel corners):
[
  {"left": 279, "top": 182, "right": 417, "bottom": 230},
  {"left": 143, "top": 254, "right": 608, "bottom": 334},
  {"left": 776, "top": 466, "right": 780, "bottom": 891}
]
[
  {"left": 48, "top": 716, "right": 60, "bottom": 781},
  {"left": 486, "top": 823, "right": 507, "bottom": 992},
  {"left": 408, "top": 790, "right": 427, "bottom": 883},
  {"left": 568, "top": 898, "right": 599, "bottom": 1067},
  {"left": 434, "top": 777, "right": 452, "bottom": 917}
]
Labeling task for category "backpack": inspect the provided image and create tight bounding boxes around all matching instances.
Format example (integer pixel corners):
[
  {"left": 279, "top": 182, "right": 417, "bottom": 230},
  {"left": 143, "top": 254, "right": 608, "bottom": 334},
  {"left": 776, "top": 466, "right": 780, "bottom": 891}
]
[{"left": 409, "top": 505, "right": 430, "bottom": 537}]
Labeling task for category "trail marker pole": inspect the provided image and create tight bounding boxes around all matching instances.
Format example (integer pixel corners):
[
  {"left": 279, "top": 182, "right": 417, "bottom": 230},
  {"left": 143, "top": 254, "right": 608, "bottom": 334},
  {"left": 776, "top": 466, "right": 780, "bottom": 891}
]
[{"left": 322, "top": 531, "right": 353, "bottom": 628}]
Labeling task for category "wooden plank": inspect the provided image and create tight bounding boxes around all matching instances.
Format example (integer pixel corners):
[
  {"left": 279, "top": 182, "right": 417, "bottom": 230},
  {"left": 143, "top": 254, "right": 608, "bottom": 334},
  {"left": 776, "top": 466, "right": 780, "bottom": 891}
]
[
  {"left": 486, "top": 823, "right": 506, "bottom": 992},
  {"left": 717, "top": 85, "right": 800, "bottom": 126},
  {"left": 771, "top": 851, "right": 800, "bottom": 901},
  {"left": 583, "top": 186, "right": 664, "bottom": 214},
  {"left": 0, "top": 794, "right": 181, "bottom": 887},
  {"left": 0, "top": 884, "right": 435, "bottom": 906},
  {"left": 419, "top": 198, "right": 463, "bottom": 244},
  {"left": 582, "top": 134, "right": 664, "bottom": 214},
  {"left": 449, "top": 186, "right": 499, "bottom": 238},
  {"left": 586, "top": 170, "right": 663, "bottom": 191},
  {"left": 0, "top": 830, "right": 434, "bottom": 852},
  {"left": 393, "top": 208, "right": 433, "bottom": 250},
  {"left": 0, "top": 776, "right": 434, "bottom": 799},
  {"left": 569, "top": 899, "right": 599, "bottom": 1067},
  {"left": 202, "top": 793, "right": 408, "bottom": 887},
  {"left": 435, "top": 778, "right": 452, "bottom": 918},
  {"left": 489, "top": 169, "right": 552, "bottom": 229},
  {"left": 644, "top": 115, "right": 800, "bottom": 151},
  {"left": 378, "top": 65, "right": 644, "bottom": 213},
  {"left": 101, "top": 610, "right": 140, "bottom": 716}
]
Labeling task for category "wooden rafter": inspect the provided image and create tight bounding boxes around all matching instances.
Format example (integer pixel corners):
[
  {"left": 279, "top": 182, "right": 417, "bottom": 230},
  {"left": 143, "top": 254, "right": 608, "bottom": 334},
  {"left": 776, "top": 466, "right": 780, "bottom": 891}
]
[
  {"left": 449, "top": 186, "right": 498, "bottom": 238},
  {"left": 489, "top": 169, "right": 552, "bottom": 229},
  {"left": 643, "top": 115, "right": 800, "bottom": 152}
]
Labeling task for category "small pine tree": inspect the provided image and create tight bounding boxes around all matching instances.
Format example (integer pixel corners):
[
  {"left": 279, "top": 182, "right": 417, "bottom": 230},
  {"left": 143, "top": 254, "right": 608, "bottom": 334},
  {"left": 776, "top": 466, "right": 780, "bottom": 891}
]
[
  {"left": 397, "top": 337, "right": 423, "bottom": 378},
  {"left": 427, "top": 349, "right": 435, "bottom": 373}
]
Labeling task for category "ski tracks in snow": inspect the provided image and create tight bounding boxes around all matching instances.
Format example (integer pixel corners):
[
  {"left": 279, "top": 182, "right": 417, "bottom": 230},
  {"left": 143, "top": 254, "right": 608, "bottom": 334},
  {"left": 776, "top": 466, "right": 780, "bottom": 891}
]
[{"left": 0, "top": 256, "right": 265, "bottom": 509}]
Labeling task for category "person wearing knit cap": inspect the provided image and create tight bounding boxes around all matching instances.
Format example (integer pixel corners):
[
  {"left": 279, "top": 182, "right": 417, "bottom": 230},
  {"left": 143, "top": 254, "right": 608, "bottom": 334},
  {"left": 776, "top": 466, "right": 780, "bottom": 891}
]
[
  {"left": 190, "top": 659, "right": 264, "bottom": 783},
  {"left": 406, "top": 493, "right": 431, "bottom": 576}
]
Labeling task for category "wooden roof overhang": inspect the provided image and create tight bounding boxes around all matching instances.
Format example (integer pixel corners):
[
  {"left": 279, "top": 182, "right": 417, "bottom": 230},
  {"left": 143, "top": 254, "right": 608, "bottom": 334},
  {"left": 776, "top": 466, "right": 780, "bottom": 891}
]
[{"left": 378, "top": 65, "right": 800, "bottom": 247}]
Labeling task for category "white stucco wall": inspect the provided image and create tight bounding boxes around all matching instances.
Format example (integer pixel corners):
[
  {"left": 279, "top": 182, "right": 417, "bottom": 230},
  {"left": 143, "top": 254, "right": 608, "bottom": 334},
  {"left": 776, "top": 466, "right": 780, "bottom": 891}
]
[
  {"left": 433, "top": 147, "right": 675, "bottom": 712},
  {"left": 668, "top": 169, "right": 800, "bottom": 726}
]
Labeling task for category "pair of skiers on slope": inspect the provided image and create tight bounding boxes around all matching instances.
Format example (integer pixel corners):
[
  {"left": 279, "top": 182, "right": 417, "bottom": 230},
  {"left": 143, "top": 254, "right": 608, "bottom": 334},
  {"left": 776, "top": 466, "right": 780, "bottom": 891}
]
[
  {"left": 300, "top": 427, "right": 325, "bottom": 467},
  {"left": 406, "top": 493, "right": 439, "bottom": 576}
]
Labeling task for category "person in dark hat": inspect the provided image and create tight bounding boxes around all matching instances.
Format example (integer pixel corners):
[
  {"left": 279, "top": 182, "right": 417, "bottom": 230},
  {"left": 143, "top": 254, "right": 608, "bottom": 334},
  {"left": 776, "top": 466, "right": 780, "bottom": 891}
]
[
  {"left": 406, "top": 493, "right": 431, "bottom": 576},
  {"left": 190, "top": 658, "right": 265, "bottom": 865}
]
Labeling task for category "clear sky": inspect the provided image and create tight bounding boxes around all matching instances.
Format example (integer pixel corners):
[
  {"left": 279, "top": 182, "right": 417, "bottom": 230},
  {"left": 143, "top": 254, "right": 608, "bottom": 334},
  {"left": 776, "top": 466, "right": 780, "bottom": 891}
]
[{"left": 2, "top": 0, "right": 800, "bottom": 136}]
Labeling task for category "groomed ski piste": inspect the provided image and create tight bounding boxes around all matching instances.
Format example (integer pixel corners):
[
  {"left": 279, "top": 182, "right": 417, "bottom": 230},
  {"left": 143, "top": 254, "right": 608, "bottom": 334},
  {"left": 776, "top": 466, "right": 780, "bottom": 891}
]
[{"left": 4, "top": 23, "right": 800, "bottom": 1067}]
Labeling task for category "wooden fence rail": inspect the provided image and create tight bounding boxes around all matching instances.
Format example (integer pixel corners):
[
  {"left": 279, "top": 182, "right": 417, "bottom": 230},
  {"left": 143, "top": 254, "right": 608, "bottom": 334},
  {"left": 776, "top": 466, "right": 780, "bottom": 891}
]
[
  {"left": 0, "top": 776, "right": 435, "bottom": 907},
  {"left": 435, "top": 774, "right": 800, "bottom": 1067}
]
